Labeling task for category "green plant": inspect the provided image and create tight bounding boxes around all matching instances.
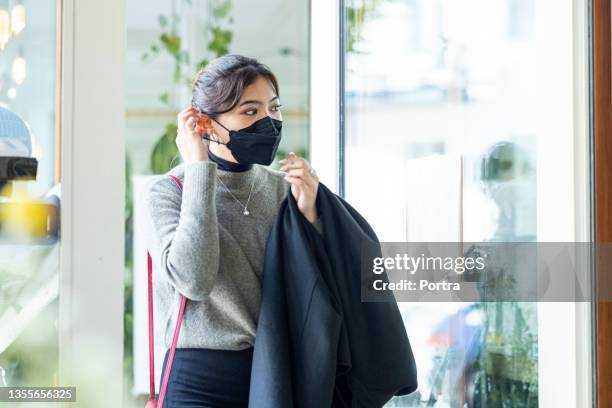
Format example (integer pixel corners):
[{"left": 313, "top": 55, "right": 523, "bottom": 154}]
[
  {"left": 346, "top": 0, "right": 392, "bottom": 53},
  {"left": 274, "top": 147, "right": 307, "bottom": 167},
  {"left": 142, "top": 0, "right": 234, "bottom": 174}
]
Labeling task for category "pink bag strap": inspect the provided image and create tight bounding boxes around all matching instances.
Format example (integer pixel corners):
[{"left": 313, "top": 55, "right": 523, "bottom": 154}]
[{"left": 147, "top": 173, "right": 186, "bottom": 407}]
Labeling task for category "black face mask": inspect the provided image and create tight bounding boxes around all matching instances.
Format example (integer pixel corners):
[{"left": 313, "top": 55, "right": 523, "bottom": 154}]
[{"left": 203, "top": 115, "right": 283, "bottom": 165}]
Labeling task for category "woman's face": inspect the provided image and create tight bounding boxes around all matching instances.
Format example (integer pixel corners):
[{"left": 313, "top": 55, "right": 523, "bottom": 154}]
[{"left": 206, "top": 75, "right": 282, "bottom": 150}]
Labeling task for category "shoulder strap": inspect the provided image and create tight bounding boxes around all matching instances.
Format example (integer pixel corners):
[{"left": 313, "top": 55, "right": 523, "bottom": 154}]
[{"left": 148, "top": 173, "right": 186, "bottom": 407}]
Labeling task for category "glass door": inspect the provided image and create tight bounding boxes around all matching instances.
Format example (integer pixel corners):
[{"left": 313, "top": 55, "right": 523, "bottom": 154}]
[{"left": 341, "top": 0, "right": 592, "bottom": 406}]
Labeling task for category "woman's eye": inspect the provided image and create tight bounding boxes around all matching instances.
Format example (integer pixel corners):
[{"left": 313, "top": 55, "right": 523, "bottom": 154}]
[{"left": 244, "top": 104, "right": 282, "bottom": 116}]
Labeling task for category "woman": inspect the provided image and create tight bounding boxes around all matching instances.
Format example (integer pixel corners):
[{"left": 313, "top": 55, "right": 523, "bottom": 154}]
[{"left": 145, "top": 53, "right": 322, "bottom": 407}]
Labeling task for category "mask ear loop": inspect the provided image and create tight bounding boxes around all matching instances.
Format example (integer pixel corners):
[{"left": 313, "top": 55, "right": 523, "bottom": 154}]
[
  {"left": 209, "top": 116, "right": 231, "bottom": 133},
  {"left": 196, "top": 111, "right": 230, "bottom": 146}
]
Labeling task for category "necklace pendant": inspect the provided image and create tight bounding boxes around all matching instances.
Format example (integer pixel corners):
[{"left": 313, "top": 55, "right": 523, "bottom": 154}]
[{"left": 243, "top": 209, "right": 250, "bottom": 216}]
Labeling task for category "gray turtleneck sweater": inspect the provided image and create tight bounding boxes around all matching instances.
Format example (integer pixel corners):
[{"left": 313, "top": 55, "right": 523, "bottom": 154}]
[{"left": 144, "top": 160, "right": 323, "bottom": 351}]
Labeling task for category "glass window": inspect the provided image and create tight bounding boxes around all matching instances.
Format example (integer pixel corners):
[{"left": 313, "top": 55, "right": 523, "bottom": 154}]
[
  {"left": 0, "top": 0, "right": 62, "bottom": 388},
  {"left": 343, "top": 0, "right": 589, "bottom": 406},
  {"left": 125, "top": 0, "right": 310, "bottom": 403}
]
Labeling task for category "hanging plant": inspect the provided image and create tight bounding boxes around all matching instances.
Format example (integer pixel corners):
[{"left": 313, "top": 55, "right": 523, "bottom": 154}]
[{"left": 141, "top": 0, "right": 234, "bottom": 174}]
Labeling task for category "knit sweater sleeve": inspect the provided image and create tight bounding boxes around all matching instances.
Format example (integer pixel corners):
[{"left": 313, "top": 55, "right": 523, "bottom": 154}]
[{"left": 146, "top": 161, "right": 220, "bottom": 301}]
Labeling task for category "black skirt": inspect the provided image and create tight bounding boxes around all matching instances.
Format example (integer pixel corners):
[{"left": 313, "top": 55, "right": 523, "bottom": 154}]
[{"left": 159, "top": 346, "right": 254, "bottom": 408}]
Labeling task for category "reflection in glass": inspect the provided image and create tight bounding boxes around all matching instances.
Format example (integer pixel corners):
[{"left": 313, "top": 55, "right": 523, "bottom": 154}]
[
  {"left": 344, "top": 0, "right": 540, "bottom": 406},
  {"left": 0, "top": 0, "right": 61, "bottom": 389}
]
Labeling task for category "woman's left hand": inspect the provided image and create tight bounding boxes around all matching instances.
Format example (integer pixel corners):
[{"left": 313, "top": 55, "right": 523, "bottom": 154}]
[{"left": 279, "top": 152, "right": 319, "bottom": 223}]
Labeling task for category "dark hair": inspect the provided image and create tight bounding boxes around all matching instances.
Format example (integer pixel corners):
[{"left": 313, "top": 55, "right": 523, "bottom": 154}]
[{"left": 190, "top": 53, "right": 280, "bottom": 119}]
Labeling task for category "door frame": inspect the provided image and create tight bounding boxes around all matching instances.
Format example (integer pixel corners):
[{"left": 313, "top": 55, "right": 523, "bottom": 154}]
[
  {"left": 58, "top": 0, "right": 125, "bottom": 404},
  {"left": 312, "top": 0, "right": 598, "bottom": 407},
  {"left": 593, "top": 0, "right": 612, "bottom": 406}
]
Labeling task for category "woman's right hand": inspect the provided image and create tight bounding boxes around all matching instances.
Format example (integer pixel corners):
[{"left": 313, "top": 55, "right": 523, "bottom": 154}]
[{"left": 177, "top": 106, "right": 208, "bottom": 165}]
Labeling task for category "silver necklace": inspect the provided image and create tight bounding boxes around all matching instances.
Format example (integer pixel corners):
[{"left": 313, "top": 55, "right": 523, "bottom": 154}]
[{"left": 216, "top": 172, "right": 257, "bottom": 215}]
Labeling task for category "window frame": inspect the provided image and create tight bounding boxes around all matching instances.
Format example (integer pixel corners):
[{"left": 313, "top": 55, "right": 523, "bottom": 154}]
[
  {"left": 58, "top": 0, "right": 125, "bottom": 404},
  {"left": 318, "top": 0, "right": 597, "bottom": 407}
]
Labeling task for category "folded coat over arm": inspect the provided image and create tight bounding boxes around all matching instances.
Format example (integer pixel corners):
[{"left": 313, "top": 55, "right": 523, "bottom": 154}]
[{"left": 249, "top": 182, "right": 418, "bottom": 408}]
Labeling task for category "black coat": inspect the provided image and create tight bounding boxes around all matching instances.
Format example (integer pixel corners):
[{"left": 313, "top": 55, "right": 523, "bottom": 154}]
[{"left": 248, "top": 182, "right": 418, "bottom": 408}]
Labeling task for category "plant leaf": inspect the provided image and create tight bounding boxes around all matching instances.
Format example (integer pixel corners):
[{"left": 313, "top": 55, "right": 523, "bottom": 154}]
[
  {"left": 160, "top": 33, "right": 181, "bottom": 55},
  {"left": 152, "top": 123, "right": 181, "bottom": 174},
  {"left": 212, "top": 0, "right": 232, "bottom": 18},
  {"left": 208, "top": 27, "right": 232, "bottom": 55}
]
